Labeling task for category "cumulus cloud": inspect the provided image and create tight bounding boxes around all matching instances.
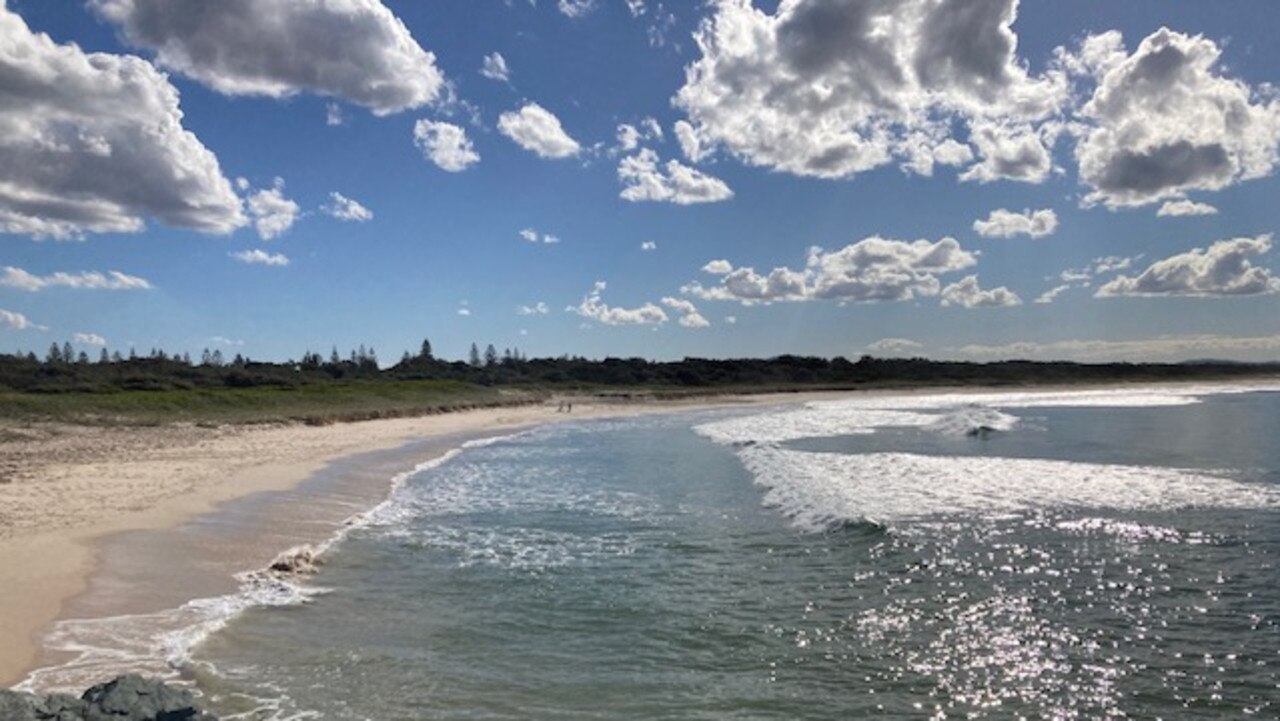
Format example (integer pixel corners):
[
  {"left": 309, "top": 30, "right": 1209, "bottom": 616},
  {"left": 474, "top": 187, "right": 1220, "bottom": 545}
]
[
  {"left": 73, "top": 332, "right": 107, "bottom": 347},
  {"left": 1157, "top": 199, "right": 1218, "bottom": 217},
  {"left": 0, "top": 3, "right": 245, "bottom": 240},
  {"left": 0, "top": 308, "right": 36, "bottom": 330},
  {"left": 1070, "top": 28, "right": 1280, "bottom": 208},
  {"left": 414, "top": 120, "right": 480, "bottom": 172},
  {"left": 1095, "top": 235, "right": 1280, "bottom": 297},
  {"left": 519, "top": 228, "right": 560, "bottom": 244},
  {"left": 230, "top": 249, "right": 289, "bottom": 266},
  {"left": 517, "top": 302, "right": 549, "bottom": 315},
  {"left": 673, "top": 0, "right": 1067, "bottom": 182},
  {"left": 481, "top": 51, "right": 510, "bottom": 82},
  {"left": 867, "top": 337, "right": 923, "bottom": 354},
  {"left": 973, "top": 208, "right": 1058, "bottom": 238},
  {"left": 616, "top": 118, "right": 663, "bottom": 152},
  {"left": 246, "top": 179, "right": 300, "bottom": 240},
  {"left": 0, "top": 267, "right": 152, "bottom": 292},
  {"left": 641, "top": 241, "right": 657, "bottom": 251},
  {"left": 498, "top": 103, "right": 581, "bottom": 159},
  {"left": 322, "top": 192, "right": 373, "bottom": 222},
  {"left": 949, "top": 333, "right": 1280, "bottom": 363},
  {"left": 618, "top": 149, "right": 733, "bottom": 204},
  {"left": 661, "top": 297, "right": 710, "bottom": 328},
  {"left": 940, "top": 275, "right": 1022, "bottom": 308},
  {"left": 568, "top": 281, "right": 668, "bottom": 326},
  {"left": 685, "top": 236, "right": 977, "bottom": 305},
  {"left": 702, "top": 259, "right": 733, "bottom": 275},
  {"left": 89, "top": 0, "right": 444, "bottom": 115}
]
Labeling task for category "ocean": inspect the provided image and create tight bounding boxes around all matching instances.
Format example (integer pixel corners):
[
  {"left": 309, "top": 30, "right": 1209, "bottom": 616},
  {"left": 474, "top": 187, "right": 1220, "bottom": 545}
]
[{"left": 23, "top": 385, "right": 1280, "bottom": 719}]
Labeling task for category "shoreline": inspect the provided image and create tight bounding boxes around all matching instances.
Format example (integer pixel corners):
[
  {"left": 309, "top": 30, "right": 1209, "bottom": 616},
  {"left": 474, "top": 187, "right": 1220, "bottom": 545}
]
[
  {"left": 0, "top": 391, "right": 848, "bottom": 689},
  {"left": 3, "top": 379, "right": 1277, "bottom": 690}
]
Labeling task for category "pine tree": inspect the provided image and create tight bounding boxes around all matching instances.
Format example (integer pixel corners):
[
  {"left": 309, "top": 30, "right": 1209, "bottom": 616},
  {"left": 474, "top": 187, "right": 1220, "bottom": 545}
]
[
  {"left": 420, "top": 338, "right": 433, "bottom": 360},
  {"left": 47, "top": 342, "right": 63, "bottom": 363},
  {"left": 99, "top": 349, "right": 109, "bottom": 364},
  {"left": 77, "top": 351, "right": 89, "bottom": 364},
  {"left": 330, "top": 347, "right": 341, "bottom": 365},
  {"left": 484, "top": 344, "right": 498, "bottom": 367},
  {"left": 469, "top": 343, "right": 481, "bottom": 367},
  {"left": 62, "top": 341, "right": 74, "bottom": 362}
]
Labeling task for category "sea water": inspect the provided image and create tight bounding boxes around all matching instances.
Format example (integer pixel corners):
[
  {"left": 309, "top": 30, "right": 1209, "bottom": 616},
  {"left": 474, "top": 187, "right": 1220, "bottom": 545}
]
[{"left": 35, "top": 386, "right": 1280, "bottom": 718}]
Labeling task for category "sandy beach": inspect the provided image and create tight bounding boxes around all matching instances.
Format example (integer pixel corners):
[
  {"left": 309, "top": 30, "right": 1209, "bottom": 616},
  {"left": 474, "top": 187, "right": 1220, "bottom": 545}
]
[{"left": 0, "top": 392, "right": 847, "bottom": 688}]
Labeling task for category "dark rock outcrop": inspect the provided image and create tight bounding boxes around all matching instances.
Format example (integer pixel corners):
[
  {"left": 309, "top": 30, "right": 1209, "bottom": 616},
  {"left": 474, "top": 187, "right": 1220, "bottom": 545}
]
[{"left": 0, "top": 675, "right": 215, "bottom": 721}]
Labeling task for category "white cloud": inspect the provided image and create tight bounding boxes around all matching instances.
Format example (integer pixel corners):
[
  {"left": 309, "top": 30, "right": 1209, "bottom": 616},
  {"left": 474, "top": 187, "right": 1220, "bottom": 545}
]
[
  {"left": 1057, "top": 255, "right": 1137, "bottom": 284},
  {"left": 1071, "top": 28, "right": 1280, "bottom": 208},
  {"left": 617, "top": 124, "right": 643, "bottom": 152},
  {"left": 246, "top": 178, "right": 300, "bottom": 240},
  {"left": 208, "top": 336, "right": 244, "bottom": 347},
  {"left": 326, "top": 102, "right": 345, "bottom": 127},
  {"left": 618, "top": 149, "right": 733, "bottom": 204},
  {"left": 949, "top": 333, "right": 1280, "bottom": 363},
  {"left": 1, "top": 267, "right": 152, "bottom": 292},
  {"left": 457, "top": 307, "right": 471, "bottom": 317},
  {"left": 867, "top": 337, "right": 923, "bottom": 354},
  {"left": 517, "top": 302, "right": 549, "bottom": 315},
  {"left": 0, "top": 3, "right": 245, "bottom": 240},
  {"left": 673, "top": 0, "right": 1067, "bottom": 182},
  {"left": 0, "top": 309, "right": 36, "bottom": 330},
  {"left": 661, "top": 296, "right": 710, "bottom": 328},
  {"left": 641, "top": 241, "right": 657, "bottom": 251},
  {"left": 89, "top": 0, "right": 444, "bottom": 115},
  {"left": 685, "top": 236, "right": 978, "bottom": 305},
  {"left": 413, "top": 120, "right": 480, "bottom": 172},
  {"left": 724, "top": 315, "right": 737, "bottom": 324},
  {"left": 568, "top": 281, "right": 668, "bottom": 326},
  {"left": 1157, "top": 199, "right": 1219, "bottom": 217},
  {"left": 230, "top": 249, "right": 289, "bottom": 266},
  {"left": 673, "top": 120, "right": 704, "bottom": 162},
  {"left": 498, "top": 103, "right": 581, "bottom": 159},
  {"left": 616, "top": 118, "right": 663, "bottom": 153},
  {"left": 558, "top": 0, "right": 595, "bottom": 18},
  {"left": 1033, "top": 284, "right": 1072, "bottom": 304},
  {"left": 480, "top": 52, "right": 510, "bottom": 82},
  {"left": 519, "top": 228, "right": 559, "bottom": 244},
  {"left": 1096, "top": 235, "right": 1280, "bottom": 297},
  {"left": 73, "top": 332, "right": 107, "bottom": 347},
  {"left": 322, "top": 192, "right": 373, "bottom": 222},
  {"left": 973, "top": 208, "right": 1059, "bottom": 239},
  {"left": 940, "top": 275, "right": 1022, "bottom": 308}
]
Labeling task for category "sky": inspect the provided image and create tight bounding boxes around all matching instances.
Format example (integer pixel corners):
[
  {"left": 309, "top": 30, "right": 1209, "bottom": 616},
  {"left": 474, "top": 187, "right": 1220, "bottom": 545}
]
[{"left": 2, "top": 0, "right": 1279, "bottom": 364}]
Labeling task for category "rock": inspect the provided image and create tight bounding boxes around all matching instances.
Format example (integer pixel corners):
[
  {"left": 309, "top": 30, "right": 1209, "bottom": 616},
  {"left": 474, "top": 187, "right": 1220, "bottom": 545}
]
[
  {"left": 0, "top": 675, "right": 215, "bottom": 721},
  {"left": 0, "top": 689, "right": 40, "bottom": 721}
]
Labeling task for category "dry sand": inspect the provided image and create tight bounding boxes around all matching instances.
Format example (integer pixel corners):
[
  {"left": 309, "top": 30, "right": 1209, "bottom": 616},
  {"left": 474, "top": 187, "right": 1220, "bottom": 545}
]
[{"left": 0, "top": 392, "right": 843, "bottom": 687}]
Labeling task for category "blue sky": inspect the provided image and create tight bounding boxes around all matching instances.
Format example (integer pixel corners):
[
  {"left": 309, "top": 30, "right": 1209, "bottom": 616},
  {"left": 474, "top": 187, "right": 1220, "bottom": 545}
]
[{"left": 2, "top": 0, "right": 1279, "bottom": 363}]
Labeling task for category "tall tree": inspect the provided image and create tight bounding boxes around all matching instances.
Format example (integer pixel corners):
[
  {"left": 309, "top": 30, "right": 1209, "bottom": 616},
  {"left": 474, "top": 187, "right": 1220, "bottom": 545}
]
[
  {"left": 420, "top": 338, "right": 433, "bottom": 360},
  {"left": 469, "top": 343, "right": 481, "bottom": 367}
]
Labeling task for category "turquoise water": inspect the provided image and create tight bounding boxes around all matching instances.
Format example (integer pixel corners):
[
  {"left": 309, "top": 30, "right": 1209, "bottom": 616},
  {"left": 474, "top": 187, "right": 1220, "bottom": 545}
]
[{"left": 190, "top": 387, "right": 1280, "bottom": 719}]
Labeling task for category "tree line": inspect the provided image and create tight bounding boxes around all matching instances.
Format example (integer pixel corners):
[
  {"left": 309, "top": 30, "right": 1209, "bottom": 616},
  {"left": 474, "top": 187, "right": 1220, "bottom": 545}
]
[{"left": 0, "top": 336, "right": 1275, "bottom": 394}]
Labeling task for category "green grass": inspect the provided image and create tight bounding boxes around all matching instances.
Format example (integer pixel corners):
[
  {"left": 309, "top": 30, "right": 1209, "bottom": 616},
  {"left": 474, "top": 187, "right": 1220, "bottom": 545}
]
[{"left": 0, "top": 380, "right": 543, "bottom": 426}]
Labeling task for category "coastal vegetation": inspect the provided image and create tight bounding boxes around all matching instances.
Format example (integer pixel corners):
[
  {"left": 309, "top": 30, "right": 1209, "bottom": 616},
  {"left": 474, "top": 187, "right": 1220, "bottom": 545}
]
[{"left": 1, "top": 339, "right": 1275, "bottom": 426}]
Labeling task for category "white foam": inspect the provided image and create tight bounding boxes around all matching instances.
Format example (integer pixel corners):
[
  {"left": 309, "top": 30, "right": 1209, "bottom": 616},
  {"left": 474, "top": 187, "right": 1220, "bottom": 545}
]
[
  {"left": 926, "top": 404, "right": 1019, "bottom": 437},
  {"left": 695, "top": 382, "right": 1280, "bottom": 445},
  {"left": 741, "top": 445, "right": 1280, "bottom": 532},
  {"left": 18, "top": 445, "right": 478, "bottom": 696},
  {"left": 18, "top": 572, "right": 324, "bottom": 695}
]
